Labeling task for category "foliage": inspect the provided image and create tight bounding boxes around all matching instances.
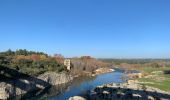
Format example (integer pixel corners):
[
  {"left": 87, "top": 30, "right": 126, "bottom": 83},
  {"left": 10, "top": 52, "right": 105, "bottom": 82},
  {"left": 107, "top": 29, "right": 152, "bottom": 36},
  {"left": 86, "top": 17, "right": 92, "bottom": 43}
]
[
  {"left": 70, "top": 56, "right": 109, "bottom": 75},
  {"left": 101, "top": 59, "right": 170, "bottom": 65},
  {"left": 101, "top": 58, "right": 170, "bottom": 92},
  {"left": 53, "top": 54, "right": 64, "bottom": 64},
  {"left": 0, "top": 49, "right": 67, "bottom": 76},
  {"left": 0, "top": 49, "right": 48, "bottom": 56}
]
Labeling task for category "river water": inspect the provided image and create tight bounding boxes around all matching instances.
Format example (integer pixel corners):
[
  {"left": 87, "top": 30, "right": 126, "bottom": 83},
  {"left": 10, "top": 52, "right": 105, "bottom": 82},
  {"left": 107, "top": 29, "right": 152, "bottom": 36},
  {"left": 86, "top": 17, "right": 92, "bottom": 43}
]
[{"left": 13, "top": 69, "right": 125, "bottom": 100}]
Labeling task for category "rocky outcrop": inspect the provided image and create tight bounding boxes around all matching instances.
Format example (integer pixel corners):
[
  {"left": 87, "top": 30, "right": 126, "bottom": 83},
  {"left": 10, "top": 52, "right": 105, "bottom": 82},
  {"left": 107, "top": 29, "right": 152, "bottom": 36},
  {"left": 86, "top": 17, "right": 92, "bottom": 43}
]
[
  {"left": 128, "top": 72, "right": 143, "bottom": 79},
  {"left": 0, "top": 79, "right": 37, "bottom": 99},
  {"left": 69, "top": 96, "right": 86, "bottom": 100},
  {"left": 89, "top": 81, "right": 170, "bottom": 100},
  {"left": 92, "top": 68, "right": 114, "bottom": 76},
  {"left": 0, "top": 72, "right": 73, "bottom": 99},
  {"left": 0, "top": 82, "right": 13, "bottom": 99},
  {"left": 38, "top": 72, "right": 73, "bottom": 85}
]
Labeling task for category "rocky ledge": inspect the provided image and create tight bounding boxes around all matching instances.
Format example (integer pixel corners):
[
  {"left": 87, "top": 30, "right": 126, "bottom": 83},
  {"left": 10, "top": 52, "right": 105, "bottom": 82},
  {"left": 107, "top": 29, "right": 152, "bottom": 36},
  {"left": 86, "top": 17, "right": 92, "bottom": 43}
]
[
  {"left": 92, "top": 68, "right": 114, "bottom": 76},
  {"left": 38, "top": 72, "right": 73, "bottom": 85},
  {"left": 0, "top": 72, "right": 73, "bottom": 99},
  {"left": 88, "top": 80, "right": 170, "bottom": 100}
]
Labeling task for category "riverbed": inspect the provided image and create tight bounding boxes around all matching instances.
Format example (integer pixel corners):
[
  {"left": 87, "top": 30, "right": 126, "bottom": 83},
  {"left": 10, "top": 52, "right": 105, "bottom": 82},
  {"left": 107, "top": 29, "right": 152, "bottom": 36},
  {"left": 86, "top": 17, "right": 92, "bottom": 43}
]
[{"left": 12, "top": 69, "right": 125, "bottom": 100}]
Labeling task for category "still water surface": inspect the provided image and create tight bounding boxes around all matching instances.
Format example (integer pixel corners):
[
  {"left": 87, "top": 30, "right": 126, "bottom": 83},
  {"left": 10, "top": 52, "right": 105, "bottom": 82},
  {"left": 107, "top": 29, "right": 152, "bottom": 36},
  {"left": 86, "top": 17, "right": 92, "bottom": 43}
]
[{"left": 14, "top": 69, "right": 125, "bottom": 100}]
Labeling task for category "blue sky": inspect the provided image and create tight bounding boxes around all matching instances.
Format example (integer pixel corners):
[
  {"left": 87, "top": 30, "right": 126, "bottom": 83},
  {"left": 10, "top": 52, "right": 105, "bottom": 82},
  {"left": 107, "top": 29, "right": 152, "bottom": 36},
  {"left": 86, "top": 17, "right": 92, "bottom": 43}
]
[{"left": 0, "top": 0, "right": 170, "bottom": 58}]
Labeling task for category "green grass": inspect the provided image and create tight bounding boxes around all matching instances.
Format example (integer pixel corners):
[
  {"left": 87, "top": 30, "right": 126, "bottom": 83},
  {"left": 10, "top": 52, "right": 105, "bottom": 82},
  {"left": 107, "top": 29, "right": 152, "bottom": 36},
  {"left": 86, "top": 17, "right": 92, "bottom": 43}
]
[
  {"left": 139, "top": 67, "right": 170, "bottom": 73},
  {"left": 136, "top": 67, "right": 170, "bottom": 92},
  {"left": 163, "top": 74, "right": 170, "bottom": 78},
  {"left": 138, "top": 78, "right": 170, "bottom": 92}
]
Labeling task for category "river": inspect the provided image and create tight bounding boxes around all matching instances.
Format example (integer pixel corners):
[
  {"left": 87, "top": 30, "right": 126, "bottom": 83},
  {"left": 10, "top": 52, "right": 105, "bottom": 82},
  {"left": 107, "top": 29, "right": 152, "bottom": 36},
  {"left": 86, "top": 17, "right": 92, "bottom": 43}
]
[{"left": 13, "top": 69, "right": 125, "bottom": 100}]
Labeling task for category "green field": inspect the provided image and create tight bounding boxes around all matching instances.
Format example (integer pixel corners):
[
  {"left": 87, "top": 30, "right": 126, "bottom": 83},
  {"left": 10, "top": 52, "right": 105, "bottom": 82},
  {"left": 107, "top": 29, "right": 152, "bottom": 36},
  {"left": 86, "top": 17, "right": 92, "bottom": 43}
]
[{"left": 137, "top": 67, "right": 170, "bottom": 92}]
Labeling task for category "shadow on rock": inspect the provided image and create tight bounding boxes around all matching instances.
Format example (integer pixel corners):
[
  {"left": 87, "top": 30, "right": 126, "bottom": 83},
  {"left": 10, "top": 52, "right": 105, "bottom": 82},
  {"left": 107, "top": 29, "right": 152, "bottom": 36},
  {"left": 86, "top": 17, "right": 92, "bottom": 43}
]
[
  {"left": 89, "top": 85, "right": 170, "bottom": 100},
  {"left": 0, "top": 65, "right": 51, "bottom": 99}
]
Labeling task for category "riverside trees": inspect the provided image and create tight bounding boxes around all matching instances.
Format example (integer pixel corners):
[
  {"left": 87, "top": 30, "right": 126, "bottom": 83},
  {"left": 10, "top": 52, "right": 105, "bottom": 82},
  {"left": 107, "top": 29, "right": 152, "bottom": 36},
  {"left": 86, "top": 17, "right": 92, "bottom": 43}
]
[
  {"left": 0, "top": 49, "right": 66, "bottom": 76},
  {"left": 70, "top": 56, "right": 109, "bottom": 75}
]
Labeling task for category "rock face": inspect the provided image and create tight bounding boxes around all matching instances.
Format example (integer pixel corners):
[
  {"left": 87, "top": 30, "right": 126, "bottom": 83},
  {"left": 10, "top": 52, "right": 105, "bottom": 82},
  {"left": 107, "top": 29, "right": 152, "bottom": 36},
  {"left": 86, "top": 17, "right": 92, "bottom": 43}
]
[
  {"left": 38, "top": 72, "right": 73, "bottom": 85},
  {"left": 0, "top": 72, "right": 73, "bottom": 99},
  {"left": 0, "top": 83, "right": 13, "bottom": 99},
  {"left": 0, "top": 79, "right": 37, "bottom": 99},
  {"left": 89, "top": 82, "right": 170, "bottom": 100}
]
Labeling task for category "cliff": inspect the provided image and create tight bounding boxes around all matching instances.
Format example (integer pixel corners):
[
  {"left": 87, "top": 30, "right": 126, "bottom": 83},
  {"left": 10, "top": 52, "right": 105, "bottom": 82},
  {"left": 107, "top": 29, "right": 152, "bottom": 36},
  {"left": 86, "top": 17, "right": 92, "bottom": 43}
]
[{"left": 0, "top": 72, "right": 73, "bottom": 99}]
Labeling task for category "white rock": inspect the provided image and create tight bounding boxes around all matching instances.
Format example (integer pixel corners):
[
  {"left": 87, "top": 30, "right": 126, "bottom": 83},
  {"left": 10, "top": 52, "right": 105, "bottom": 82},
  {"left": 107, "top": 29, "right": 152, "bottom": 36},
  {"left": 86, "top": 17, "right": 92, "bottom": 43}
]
[{"left": 69, "top": 96, "right": 86, "bottom": 100}]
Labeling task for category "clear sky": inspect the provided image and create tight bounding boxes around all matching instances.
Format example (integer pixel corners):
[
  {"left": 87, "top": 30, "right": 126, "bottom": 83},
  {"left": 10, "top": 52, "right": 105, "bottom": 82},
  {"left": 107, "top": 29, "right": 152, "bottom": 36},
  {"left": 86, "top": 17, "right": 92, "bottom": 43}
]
[{"left": 0, "top": 0, "right": 170, "bottom": 58}]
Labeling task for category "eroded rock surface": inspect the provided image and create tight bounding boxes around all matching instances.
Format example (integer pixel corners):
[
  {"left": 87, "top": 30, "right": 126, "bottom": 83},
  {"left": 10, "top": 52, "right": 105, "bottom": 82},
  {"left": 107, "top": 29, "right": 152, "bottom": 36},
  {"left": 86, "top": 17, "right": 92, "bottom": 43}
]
[
  {"left": 38, "top": 72, "right": 73, "bottom": 85},
  {"left": 0, "top": 72, "right": 73, "bottom": 99},
  {"left": 89, "top": 82, "right": 170, "bottom": 100}
]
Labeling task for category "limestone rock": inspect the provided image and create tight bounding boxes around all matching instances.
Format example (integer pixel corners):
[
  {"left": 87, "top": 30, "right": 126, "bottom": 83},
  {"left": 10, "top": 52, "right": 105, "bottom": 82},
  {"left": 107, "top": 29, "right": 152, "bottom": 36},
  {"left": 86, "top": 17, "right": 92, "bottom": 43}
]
[
  {"left": 38, "top": 72, "right": 73, "bottom": 85},
  {"left": 148, "top": 95, "right": 155, "bottom": 100},
  {"left": 90, "top": 81, "right": 170, "bottom": 100},
  {"left": 94, "top": 68, "right": 114, "bottom": 75},
  {"left": 0, "top": 72, "right": 73, "bottom": 99},
  {"left": 69, "top": 96, "right": 86, "bottom": 100}
]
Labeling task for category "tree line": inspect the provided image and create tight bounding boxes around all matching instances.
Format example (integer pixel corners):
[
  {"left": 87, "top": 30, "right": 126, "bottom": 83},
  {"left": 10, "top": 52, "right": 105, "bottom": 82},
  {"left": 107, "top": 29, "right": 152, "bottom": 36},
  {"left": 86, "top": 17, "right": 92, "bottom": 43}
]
[
  {"left": 0, "top": 49, "right": 67, "bottom": 77},
  {"left": 0, "top": 49, "right": 110, "bottom": 77}
]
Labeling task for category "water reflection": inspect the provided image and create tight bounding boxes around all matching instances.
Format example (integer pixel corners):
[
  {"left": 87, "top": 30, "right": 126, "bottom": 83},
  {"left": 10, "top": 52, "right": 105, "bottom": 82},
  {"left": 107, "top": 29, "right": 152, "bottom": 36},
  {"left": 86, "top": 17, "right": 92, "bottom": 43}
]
[
  {"left": 11, "top": 83, "right": 71, "bottom": 100},
  {"left": 13, "top": 70, "right": 124, "bottom": 100},
  {"left": 47, "top": 70, "right": 124, "bottom": 100}
]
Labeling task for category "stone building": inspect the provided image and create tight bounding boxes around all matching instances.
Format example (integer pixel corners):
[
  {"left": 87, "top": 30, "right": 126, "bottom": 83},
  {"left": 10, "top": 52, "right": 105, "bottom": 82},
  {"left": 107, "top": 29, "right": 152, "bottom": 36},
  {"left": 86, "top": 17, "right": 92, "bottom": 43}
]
[{"left": 64, "top": 59, "right": 71, "bottom": 70}]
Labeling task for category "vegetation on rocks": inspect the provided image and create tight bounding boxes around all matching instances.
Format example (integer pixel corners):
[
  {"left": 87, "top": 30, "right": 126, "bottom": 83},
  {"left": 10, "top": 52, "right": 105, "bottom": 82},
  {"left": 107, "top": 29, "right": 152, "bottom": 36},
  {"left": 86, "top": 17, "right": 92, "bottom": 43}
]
[
  {"left": 89, "top": 82, "right": 170, "bottom": 100},
  {"left": 70, "top": 56, "right": 109, "bottom": 76},
  {"left": 137, "top": 67, "right": 170, "bottom": 92},
  {"left": 102, "top": 59, "right": 170, "bottom": 92},
  {"left": 0, "top": 49, "right": 67, "bottom": 77}
]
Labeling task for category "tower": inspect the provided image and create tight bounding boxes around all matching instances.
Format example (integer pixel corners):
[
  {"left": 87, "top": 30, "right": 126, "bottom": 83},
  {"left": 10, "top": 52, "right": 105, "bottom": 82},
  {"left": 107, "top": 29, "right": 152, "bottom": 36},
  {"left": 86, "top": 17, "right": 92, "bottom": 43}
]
[{"left": 64, "top": 59, "right": 71, "bottom": 70}]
